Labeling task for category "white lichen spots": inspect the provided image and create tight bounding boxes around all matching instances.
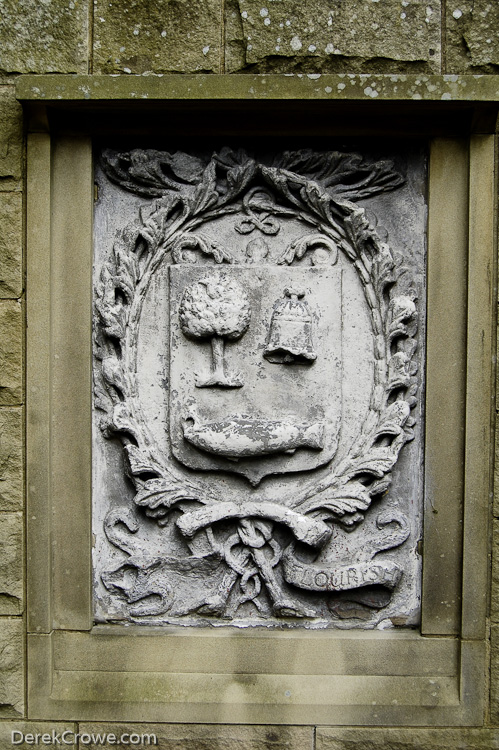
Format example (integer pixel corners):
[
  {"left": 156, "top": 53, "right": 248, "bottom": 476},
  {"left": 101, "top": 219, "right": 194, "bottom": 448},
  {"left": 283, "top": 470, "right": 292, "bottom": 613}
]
[
  {"left": 120, "top": 46, "right": 126, "bottom": 52},
  {"left": 401, "top": 0, "right": 409, "bottom": 5},
  {"left": 441, "top": 92, "right": 452, "bottom": 100},
  {"left": 372, "top": 23, "right": 379, "bottom": 30},
  {"left": 31, "top": 87, "right": 41, "bottom": 95},
  {"left": 264, "top": 17, "right": 270, "bottom": 25},
  {"left": 444, "top": 73, "right": 459, "bottom": 82},
  {"left": 99, "top": 16, "right": 105, "bottom": 22},
  {"left": 279, "top": 22, "right": 284, "bottom": 28},
  {"left": 337, "top": 82, "right": 346, "bottom": 90},
  {"left": 308, "top": 44, "right": 317, "bottom": 52},
  {"left": 412, "top": 93, "right": 422, "bottom": 99},
  {"left": 328, "top": 16, "right": 333, "bottom": 26},
  {"left": 277, "top": 37, "right": 281, "bottom": 42},
  {"left": 401, "top": 12, "right": 407, "bottom": 19},
  {"left": 285, "top": 19, "right": 291, "bottom": 26},
  {"left": 290, "top": 36, "right": 302, "bottom": 51},
  {"left": 364, "top": 86, "right": 378, "bottom": 98},
  {"left": 161, "top": 30, "right": 167, "bottom": 38},
  {"left": 133, "top": 28, "right": 139, "bottom": 35},
  {"left": 275, "top": 45, "right": 280, "bottom": 51},
  {"left": 486, "top": 38, "right": 492, "bottom": 44},
  {"left": 452, "top": 8, "right": 463, "bottom": 19},
  {"left": 325, "top": 86, "right": 332, "bottom": 93},
  {"left": 123, "top": 67, "right": 132, "bottom": 74},
  {"left": 247, "top": 44, "right": 253, "bottom": 50},
  {"left": 426, "top": 5, "right": 433, "bottom": 15},
  {"left": 325, "top": 43, "right": 334, "bottom": 54},
  {"left": 203, "top": 46, "right": 210, "bottom": 55},
  {"left": 260, "top": 7, "right": 268, "bottom": 16},
  {"left": 241, "top": 10, "right": 248, "bottom": 18},
  {"left": 308, "top": 73, "right": 321, "bottom": 79}
]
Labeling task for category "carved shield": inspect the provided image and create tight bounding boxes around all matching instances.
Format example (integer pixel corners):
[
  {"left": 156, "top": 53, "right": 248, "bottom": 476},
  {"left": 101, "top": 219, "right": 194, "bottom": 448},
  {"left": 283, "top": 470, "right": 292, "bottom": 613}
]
[{"left": 169, "top": 265, "right": 342, "bottom": 486}]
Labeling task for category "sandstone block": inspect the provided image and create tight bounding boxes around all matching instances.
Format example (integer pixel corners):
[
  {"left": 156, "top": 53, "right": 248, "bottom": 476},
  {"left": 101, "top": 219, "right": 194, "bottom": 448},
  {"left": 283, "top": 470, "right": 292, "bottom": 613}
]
[
  {"left": 0, "top": 512, "right": 22, "bottom": 615},
  {"left": 0, "top": 724, "right": 77, "bottom": 748},
  {"left": 0, "top": 300, "right": 22, "bottom": 406},
  {"left": 446, "top": 1, "right": 499, "bottom": 72},
  {"left": 492, "top": 625, "right": 499, "bottom": 724},
  {"left": 0, "top": 618, "right": 23, "bottom": 717},
  {"left": 316, "top": 727, "right": 499, "bottom": 750},
  {"left": 0, "top": 192, "right": 23, "bottom": 298},
  {"left": 0, "top": 407, "right": 22, "bottom": 512},
  {"left": 492, "top": 520, "right": 499, "bottom": 622},
  {"left": 228, "top": 0, "right": 441, "bottom": 73},
  {"left": 93, "top": 0, "right": 221, "bottom": 74},
  {"left": 0, "top": 0, "right": 88, "bottom": 74},
  {"left": 0, "top": 87, "right": 23, "bottom": 184},
  {"left": 77, "top": 724, "right": 313, "bottom": 749}
]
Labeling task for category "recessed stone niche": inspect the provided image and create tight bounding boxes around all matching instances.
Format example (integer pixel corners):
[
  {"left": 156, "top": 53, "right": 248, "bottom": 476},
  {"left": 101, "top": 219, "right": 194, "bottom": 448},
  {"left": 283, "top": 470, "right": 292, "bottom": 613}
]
[{"left": 92, "top": 145, "right": 426, "bottom": 629}]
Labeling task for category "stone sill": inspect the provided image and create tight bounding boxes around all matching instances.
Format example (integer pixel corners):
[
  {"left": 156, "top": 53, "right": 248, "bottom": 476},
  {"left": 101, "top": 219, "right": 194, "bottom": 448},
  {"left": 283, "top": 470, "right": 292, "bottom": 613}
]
[{"left": 15, "top": 73, "right": 499, "bottom": 103}]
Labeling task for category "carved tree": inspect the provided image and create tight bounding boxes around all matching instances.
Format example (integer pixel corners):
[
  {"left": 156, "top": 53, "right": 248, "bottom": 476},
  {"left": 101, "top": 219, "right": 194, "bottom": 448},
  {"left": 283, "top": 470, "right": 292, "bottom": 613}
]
[{"left": 179, "top": 275, "right": 251, "bottom": 388}]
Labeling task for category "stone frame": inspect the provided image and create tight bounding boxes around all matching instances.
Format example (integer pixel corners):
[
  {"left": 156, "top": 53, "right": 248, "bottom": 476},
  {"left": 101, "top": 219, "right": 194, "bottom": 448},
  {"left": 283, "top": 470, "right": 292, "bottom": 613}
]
[{"left": 21, "top": 75, "right": 495, "bottom": 725}]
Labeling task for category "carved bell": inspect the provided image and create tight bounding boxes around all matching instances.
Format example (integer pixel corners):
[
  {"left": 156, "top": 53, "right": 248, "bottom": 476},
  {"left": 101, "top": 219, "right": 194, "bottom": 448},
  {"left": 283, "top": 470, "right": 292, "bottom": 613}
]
[{"left": 264, "top": 288, "right": 317, "bottom": 364}]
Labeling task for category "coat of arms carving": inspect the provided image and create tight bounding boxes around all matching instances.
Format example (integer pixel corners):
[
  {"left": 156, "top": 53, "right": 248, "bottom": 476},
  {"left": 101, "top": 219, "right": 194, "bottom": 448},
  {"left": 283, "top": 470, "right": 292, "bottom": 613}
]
[{"left": 93, "top": 146, "right": 425, "bottom": 627}]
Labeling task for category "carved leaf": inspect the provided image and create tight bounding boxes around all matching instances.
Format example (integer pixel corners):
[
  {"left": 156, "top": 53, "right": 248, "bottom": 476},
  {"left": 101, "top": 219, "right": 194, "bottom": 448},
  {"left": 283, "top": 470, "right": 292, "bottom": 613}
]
[{"left": 134, "top": 477, "right": 205, "bottom": 512}]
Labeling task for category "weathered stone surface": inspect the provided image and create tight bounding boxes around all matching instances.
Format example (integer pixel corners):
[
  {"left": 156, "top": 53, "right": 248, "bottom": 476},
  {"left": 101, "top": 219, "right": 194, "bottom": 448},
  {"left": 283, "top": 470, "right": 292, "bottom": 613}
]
[
  {"left": 0, "top": 0, "right": 88, "bottom": 74},
  {"left": 0, "top": 301, "right": 22, "bottom": 406},
  {"left": 0, "top": 724, "right": 77, "bottom": 748},
  {"left": 0, "top": 192, "right": 23, "bottom": 298},
  {"left": 492, "top": 625, "right": 499, "bottom": 723},
  {"left": 0, "top": 87, "right": 23, "bottom": 184},
  {"left": 94, "top": 147, "right": 424, "bottom": 627},
  {"left": 0, "top": 408, "right": 22, "bottom": 512},
  {"left": 0, "top": 618, "right": 23, "bottom": 717},
  {"left": 227, "top": 0, "right": 441, "bottom": 73},
  {"left": 492, "top": 520, "right": 499, "bottom": 622},
  {"left": 0, "top": 512, "right": 22, "bottom": 615},
  {"left": 93, "top": 0, "right": 221, "bottom": 74},
  {"left": 78, "top": 724, "right": 313, "bottom": 749},
  {"left": 446, "top": 1, "right": 499, "bottom": 72},
  {"left": 316, "top": 727, "right": 499, "bottom": 750}
]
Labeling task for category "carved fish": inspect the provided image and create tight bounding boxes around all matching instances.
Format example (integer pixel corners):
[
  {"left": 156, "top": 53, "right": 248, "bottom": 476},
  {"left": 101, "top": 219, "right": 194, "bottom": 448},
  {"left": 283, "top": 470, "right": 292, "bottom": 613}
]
[{"left": 182, "top": 415, "right": 325, "bottom": 460}]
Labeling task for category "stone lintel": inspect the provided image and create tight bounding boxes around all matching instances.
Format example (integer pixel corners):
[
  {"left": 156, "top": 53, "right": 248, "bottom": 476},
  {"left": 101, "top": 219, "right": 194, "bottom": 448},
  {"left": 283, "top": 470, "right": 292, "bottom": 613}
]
[{"left": 15, "top": 73, "right": 499, "bottom": 103}]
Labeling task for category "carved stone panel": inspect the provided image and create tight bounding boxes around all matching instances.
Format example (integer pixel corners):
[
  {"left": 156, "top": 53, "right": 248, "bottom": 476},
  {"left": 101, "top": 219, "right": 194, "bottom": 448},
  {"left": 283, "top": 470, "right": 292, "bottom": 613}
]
[{"left": 92, "top": 146, "right": 425, "bottom": 627}]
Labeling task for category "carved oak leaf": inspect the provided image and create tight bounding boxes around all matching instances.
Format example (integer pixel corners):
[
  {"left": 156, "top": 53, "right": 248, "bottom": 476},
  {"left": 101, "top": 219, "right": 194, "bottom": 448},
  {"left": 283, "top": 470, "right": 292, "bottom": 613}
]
[
  {"left": 273, "top": 150, "right": 404, "bottom": 201},
  {"left": 101, "top": 149, "right": 206, "bottom": 198},
  {"left": 134, "top": 478, "right": 208, "bottom": 525}
]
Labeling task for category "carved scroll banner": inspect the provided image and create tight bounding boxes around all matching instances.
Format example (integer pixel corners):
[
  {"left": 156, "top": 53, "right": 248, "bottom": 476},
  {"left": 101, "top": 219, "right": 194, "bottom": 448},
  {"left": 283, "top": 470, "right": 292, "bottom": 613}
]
[{"left": 92, "top": 147, "right": 425, "bottom": 627}]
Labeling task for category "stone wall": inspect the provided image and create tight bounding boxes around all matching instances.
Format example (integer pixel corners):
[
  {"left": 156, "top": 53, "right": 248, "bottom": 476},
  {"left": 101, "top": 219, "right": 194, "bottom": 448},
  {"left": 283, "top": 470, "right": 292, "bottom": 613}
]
[{"left": 1, "top": 1, "right": 498, "bottom": 748}]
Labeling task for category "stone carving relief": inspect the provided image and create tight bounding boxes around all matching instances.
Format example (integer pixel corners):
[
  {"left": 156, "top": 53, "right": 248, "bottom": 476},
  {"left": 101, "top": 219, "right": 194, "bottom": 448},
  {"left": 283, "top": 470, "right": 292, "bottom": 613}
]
[{"left": 93, "top": 146, "right": 425, "bottom": 627}]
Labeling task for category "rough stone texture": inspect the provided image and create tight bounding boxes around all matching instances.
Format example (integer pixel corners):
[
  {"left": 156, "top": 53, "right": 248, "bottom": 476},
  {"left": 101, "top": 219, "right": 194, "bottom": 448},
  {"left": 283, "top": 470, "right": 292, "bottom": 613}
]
[
  {"left": 0, "top": 0, "right": 88, "bottom": 74},
  {"left": 0, "top": 192, "right": 23, "bottom": 299},
  {"left": 0, "top": 618, "right": 23, "bottom": 717},
  {"left": 316, "top": 727, "right": 499, "bottom": 749},
  {"left": 93, "top": 0, "right": 221, "bottom": 74},
  {"left": 226, "top": 0, "right": 441, "bottom": 73},
  {"left": 0, "top": 87, "right": 23, "bottom": 186},
  {"left": 492, "top": 625, "right": 499, "bottom": 724},
  {"left": 446, "top": 1, "right": 499, "bottom": 72},
  {"left": 0, "top": 408, "right": 23, "bottom": 512},
  {"left": 493, "top": 520, "right": 499, "bottom": 622},
  {"left": 78, "top": 724, "right": 313, "bottom": 749},
  {"left": 0, "top": 512, "right": 22, "bottom": 615},
  {"left": 0, "top": 301, "right": 22, "bottom": 406},
  {"left": 0, "top": 723, "right": 77, "bottom": 748}
]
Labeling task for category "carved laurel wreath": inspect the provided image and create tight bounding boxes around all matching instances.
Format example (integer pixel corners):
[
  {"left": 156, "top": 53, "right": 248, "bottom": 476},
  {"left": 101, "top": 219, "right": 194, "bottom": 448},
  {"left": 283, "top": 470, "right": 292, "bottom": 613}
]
[{"left": 95, "top": 148, "right": 418, "bottom": 545}]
